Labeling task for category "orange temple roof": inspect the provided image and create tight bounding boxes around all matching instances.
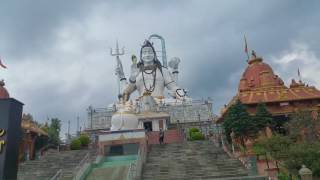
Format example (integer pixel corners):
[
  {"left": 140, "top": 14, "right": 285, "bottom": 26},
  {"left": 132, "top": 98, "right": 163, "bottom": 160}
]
[
  {"left": 220, "top": 53, "right": 320, "bottom": 117},
  {"left": 21, "top": 116, "right": 48, "bottom": 136},
  {"left": 238, "top": 85, "right": 320, "bottom": 104}
]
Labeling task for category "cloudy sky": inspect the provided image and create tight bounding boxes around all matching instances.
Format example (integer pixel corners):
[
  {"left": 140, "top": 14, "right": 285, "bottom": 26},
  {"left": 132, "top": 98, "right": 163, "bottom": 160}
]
[{"left": 1, "top": 0, "right": 320, "bottom": 137}]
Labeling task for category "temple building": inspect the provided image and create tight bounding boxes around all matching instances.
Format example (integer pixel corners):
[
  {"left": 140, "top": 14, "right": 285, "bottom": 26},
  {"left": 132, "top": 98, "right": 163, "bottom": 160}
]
[
  {"left": 20, "top": 114, "right": 48, "bottom": 161},
  {"left": 0, "top": 80, "right": 48, "bottom": 162},
  {"left": 218, "top": 52, "right": 320, "bottom": 130},
  {"left": 87, "top": 98, "right": 214, "bottom": 131}
]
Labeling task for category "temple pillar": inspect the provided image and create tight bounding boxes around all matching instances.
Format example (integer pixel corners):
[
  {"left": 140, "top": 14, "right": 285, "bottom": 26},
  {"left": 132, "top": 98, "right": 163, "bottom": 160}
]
[{"left": 29, "top": 134, "right": 36, "bottom": 160}]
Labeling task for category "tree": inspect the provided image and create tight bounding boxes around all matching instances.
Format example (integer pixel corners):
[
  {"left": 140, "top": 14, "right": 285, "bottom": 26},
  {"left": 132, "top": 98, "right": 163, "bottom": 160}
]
[
  {"left": 47, "top": 118, "right": 61, "bottom": 146},
  {"left": 223, "top": 100, "right": 258, "bottom": 148},
  {"left": 284, "top": 142, "right": 320, "bottom": 177},
  {"left": 286, "top": 110, "right": 319, "bottom": 143},
  {"left": 252, "top": 102, "right": 274, "bottom": 130},
  {"left": 255, "top": 134, "right": 292, "bottom": 171},
  {"left": 256, "top": 134, "right": 292, "bottom": 160}
]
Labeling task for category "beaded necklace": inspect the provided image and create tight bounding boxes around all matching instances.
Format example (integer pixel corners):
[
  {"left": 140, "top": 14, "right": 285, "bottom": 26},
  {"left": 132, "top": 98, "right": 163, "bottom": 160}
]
[{"left": 142, "top": 66, "right": 157, "bottom": 93}]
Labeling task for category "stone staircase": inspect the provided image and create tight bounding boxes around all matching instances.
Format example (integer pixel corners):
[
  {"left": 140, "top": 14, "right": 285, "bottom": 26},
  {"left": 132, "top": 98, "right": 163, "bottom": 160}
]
[
  {"left": 142, "top": 141, "right": 259, "bottom": 180},
  {"left": 17, "top": 149, "right": 97, "bottom": 180}
]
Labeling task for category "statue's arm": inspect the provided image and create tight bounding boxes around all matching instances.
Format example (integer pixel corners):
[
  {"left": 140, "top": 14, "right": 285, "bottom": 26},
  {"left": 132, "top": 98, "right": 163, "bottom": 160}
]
[
  {"left": 123, "top": 83, "right": 137, "bottom": 101},
  {"left": 121, "top": 60, "right": 140, "bottom": 101},
  {"left": 163, "top": 68, "right": 179, "bottom": 98},
  {"left": 163, "top": 68, "right": 188, "bottom": 99}
]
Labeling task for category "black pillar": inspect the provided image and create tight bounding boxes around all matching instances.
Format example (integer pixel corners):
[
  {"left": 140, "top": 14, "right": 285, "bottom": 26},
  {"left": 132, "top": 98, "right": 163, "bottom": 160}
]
[{"left": 0, "top": 98, "right": 24, "bottom": 180}]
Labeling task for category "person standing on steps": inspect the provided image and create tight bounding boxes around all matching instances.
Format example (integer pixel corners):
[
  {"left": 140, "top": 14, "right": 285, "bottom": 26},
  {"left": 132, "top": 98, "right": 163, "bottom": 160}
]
[{"left": 159, "top": 128, "right": 164, "bottom": 144}]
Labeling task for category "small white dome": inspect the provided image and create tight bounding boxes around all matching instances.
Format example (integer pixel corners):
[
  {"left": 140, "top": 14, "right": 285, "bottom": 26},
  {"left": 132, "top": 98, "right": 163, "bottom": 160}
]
[{"left": 111, "top": 111, "right": 139, "bottom": 131}]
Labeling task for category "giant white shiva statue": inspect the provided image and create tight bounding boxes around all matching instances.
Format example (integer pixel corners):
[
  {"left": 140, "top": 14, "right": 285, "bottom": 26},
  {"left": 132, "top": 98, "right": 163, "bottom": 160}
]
[{"left": 111, "top": 39, "right": 189, "bottom": 131}]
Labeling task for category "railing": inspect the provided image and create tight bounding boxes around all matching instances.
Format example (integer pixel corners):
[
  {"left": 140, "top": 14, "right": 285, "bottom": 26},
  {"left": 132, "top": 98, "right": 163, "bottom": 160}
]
[
  {"left": 50, "top": 169, "right": 62, "bottom": 180},
  {"left": 220, "top": 175, "right": 268, "bottom": 180},
  {"left": 73, "top": 153, "right": 90, "bottom": 180},
  {"left": 177, "top": 123, "right": 187, "bottom": 141},
  {"left": 127, "top": 146, "right": 147, "bottom": 180},
  {"left": 127, "top": 162, "right": 137, "bottom": 180}
]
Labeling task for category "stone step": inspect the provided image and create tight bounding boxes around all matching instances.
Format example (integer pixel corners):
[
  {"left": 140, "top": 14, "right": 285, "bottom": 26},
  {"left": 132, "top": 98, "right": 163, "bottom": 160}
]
[
  {"left": 142, "top": 141, "right": 249, "bottom": 179},
  {"left": 17, "top": 149, "right": 97, "bottom": 180}
]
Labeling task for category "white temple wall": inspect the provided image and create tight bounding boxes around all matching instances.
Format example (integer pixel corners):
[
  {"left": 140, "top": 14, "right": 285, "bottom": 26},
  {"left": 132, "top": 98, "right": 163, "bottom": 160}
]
[
  {"left": 160, "top": 101, "right": 213, "bottom": 124},
  {"left": 87, "top": 108, "right": 113, "bottom": 130},
  {"left": 87, "top": 100, "right": 213, "bottom": 130}
]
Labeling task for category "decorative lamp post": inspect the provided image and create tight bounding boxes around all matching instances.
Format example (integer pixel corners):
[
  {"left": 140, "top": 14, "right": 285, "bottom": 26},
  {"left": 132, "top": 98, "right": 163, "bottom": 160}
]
[{"left": 299, "top": 165, "right": 312, "bottom": 180}]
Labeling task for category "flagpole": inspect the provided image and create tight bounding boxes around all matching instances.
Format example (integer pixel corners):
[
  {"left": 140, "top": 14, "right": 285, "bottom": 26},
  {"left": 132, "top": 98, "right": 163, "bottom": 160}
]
[{"left": 244, "top": 35, "right": 249, "bottom": 61}]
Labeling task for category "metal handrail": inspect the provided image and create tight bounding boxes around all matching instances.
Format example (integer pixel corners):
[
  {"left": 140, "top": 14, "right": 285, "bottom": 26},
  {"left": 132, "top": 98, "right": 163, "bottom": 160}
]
[
  {"left": 127, "top": 162, "right": 137, "bottom": 180},
  {"left": 221, "top": 175, "right": 268, "bottom": 180},
  {"left": 73, "top": 152, "right": 90, "bottom": 179},
  {"left": 50, "top": 169, "right": 62, "bottom": 180},
  {"left": 78, "top": 153, "right": 90, "bottom": 168},
  {"left": 127, "top": 146, "right": 146, "bottom": 180}
]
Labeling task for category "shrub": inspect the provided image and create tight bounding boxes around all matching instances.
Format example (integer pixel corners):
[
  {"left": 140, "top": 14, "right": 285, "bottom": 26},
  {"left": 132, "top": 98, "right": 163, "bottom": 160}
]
[
  {"left": 191, "top": 132, "right": 205, "bottom": 140},
  {"left": 277, "top": 172, "right": 290, "bottom": 180},
  {"left": 284, "top": 142, "right": 320, "bottom": 177},
  {"left": 252, "top": 143, "right": 267, "bottom": 156},
  {"left": 70, "top": 139, "right": 81, "bottom": 150},
  {"left": 79, "top": 135, "right": 90, "bottom": 146},
  {"left": 189, "top": 127, "right": 199, "bottom": 137}
]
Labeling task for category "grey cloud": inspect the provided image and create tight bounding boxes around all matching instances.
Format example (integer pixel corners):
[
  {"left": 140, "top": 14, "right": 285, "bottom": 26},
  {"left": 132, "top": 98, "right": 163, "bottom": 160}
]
[
  {"left": 0, "top": 0, "right": 98, "bottom": 59},
  {"left": 1, "top": 0, "right": 320, "bottom": 136}
]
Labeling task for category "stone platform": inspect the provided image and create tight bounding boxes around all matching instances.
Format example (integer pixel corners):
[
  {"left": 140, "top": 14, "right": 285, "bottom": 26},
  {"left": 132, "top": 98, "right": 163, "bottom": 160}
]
[{"left": 146, "top": 129, "right": 184, "bottom": 145}]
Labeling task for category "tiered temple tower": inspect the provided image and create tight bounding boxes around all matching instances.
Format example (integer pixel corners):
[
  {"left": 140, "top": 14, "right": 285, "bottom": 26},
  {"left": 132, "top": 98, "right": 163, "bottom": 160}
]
[{"left": 218, "top": 52, "right": 320, "bottom": 129}]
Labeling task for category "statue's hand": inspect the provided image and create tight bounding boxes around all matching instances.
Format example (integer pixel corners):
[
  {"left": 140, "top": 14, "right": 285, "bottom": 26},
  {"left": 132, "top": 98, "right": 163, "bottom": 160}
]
[
  {"left": 169, "top": 57, "right": 181, "bottom": 70},
  {"left": 175, "top": 88, "right": 188, "bottom": 99},
  {"left": 129, "top": 62, "right": 139, "bottom": 82},
  {"left": 115, "top": 67, "right": 124, "bottom": 79}
]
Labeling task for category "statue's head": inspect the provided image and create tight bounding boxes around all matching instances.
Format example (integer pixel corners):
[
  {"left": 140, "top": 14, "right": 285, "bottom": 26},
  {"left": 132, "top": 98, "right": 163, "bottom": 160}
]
[{"left": 140, "top": 40, "right": 156, "bottom": 64}]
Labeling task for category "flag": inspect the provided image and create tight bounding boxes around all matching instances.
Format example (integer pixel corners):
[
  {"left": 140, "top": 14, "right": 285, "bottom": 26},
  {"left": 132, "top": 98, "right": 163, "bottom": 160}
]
[{"left": 0, "top": 57, "right": 7, "bottom": 69}]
